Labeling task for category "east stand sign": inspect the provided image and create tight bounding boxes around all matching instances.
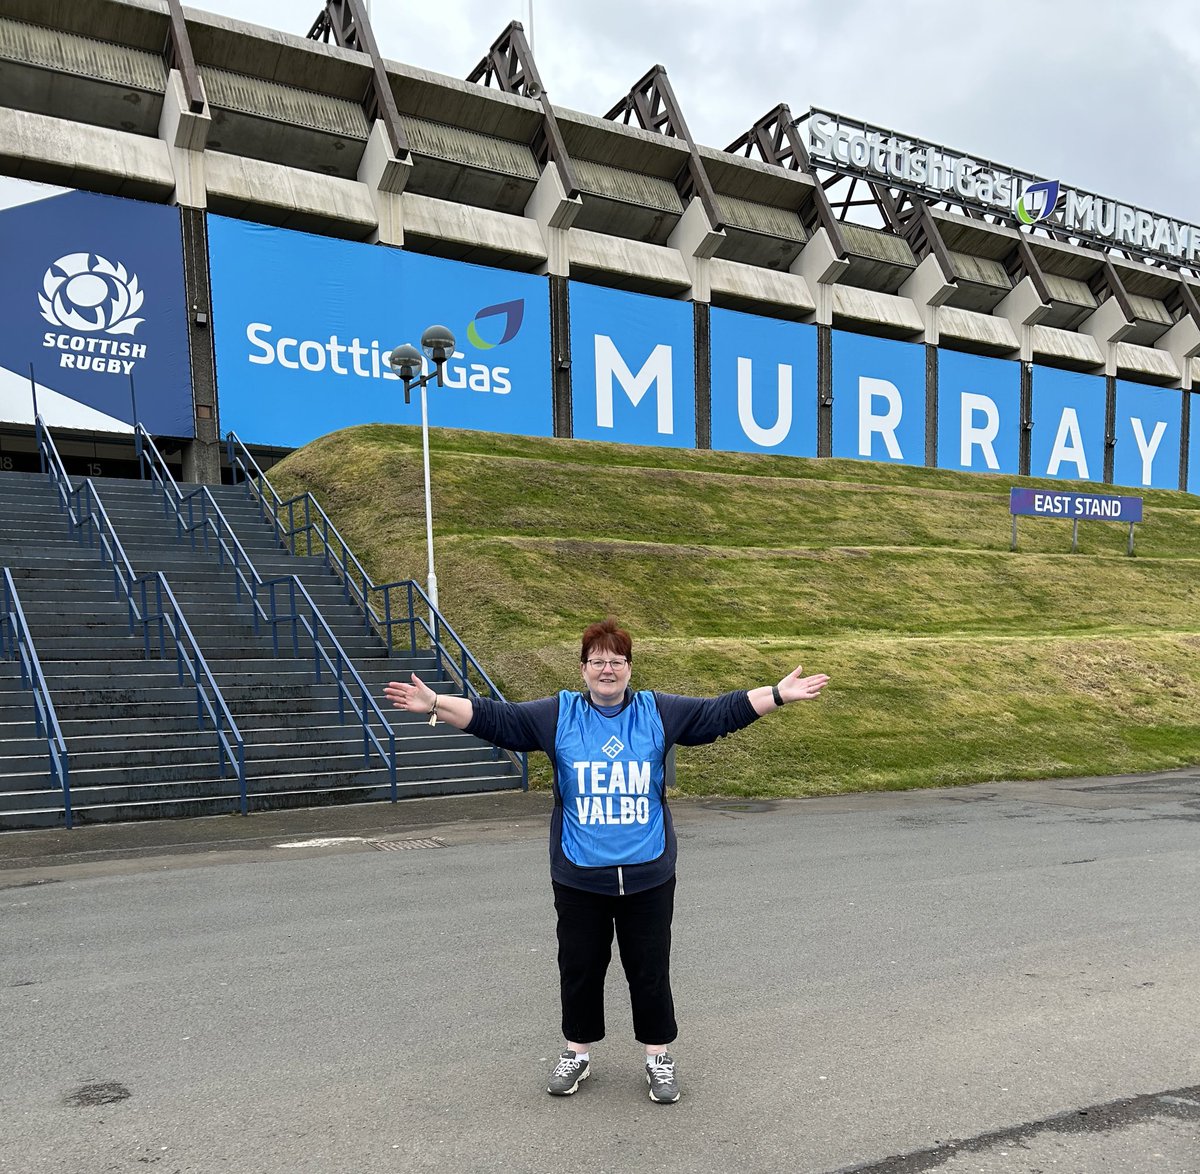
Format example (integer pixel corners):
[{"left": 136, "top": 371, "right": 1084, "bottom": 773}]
[{"left": 1009, "top": 488, "right": 1144, "bottom": 555}]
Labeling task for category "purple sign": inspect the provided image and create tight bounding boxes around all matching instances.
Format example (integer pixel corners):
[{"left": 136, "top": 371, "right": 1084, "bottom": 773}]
[{"left": 1009, "top": 488, "right": 1143, "bottom": 522}]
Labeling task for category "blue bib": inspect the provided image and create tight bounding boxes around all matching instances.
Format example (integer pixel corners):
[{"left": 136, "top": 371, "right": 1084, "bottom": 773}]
[{"left": 554, "top": 691, "right": 667, "bottom": 868}]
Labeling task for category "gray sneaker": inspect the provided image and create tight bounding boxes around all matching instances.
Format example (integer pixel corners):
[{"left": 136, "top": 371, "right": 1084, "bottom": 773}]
[
  {"left": 646, "top": 1052, "right": 680, "bottom": 1103},
  {"left": 547, "top": 1050, "right": 590, "bottom": 1096}
]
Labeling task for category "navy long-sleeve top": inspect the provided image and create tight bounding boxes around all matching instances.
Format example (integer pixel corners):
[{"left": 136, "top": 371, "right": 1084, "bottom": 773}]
[{"left": 467, "top": 688, "right": 759, "bottom": 895}]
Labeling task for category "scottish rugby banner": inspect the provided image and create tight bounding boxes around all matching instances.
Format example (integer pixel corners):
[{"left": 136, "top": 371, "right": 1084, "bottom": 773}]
[
  {"left": 208, "top": 216, "right": 552, "bottom": 446},
  {"left": 0, "top": 177, "right": 193, "bottom": 436}
]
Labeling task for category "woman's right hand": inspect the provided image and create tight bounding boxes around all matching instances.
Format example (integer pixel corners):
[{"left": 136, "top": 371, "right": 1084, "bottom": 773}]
[{"left": 383, "top": 673, "right": 437, "bottom": 714}]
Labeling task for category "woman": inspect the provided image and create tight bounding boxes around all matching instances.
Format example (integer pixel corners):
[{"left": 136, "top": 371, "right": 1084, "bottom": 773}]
[{"left": 384, "top": 617, "right": 829, "bottom": 1104}]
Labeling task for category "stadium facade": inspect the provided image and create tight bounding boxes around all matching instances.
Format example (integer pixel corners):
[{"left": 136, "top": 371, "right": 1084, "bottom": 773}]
[{"left": 0, "top": 0, "right": 1197, "bottom": 495}]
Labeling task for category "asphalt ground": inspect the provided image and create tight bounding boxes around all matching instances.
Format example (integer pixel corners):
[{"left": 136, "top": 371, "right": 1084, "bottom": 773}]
[{"left": 1, "top": 768, "right": 1198, "bottom": 1174}]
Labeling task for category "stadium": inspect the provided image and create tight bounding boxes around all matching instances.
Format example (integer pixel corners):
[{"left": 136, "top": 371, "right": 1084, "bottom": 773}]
[{"left": 0, "top": 0, "right": 1198, "bottom": 827}]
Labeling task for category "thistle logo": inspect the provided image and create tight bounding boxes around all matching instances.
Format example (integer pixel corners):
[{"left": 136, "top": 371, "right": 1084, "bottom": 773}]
[
  {"left": 39, "top": 252, "right": 150, "bottom": 375},
  {"left": 466, "top": 298, "right": 524, "bottom": 350},
  {"left": 1015, "top": 179, "right": 1061, "bottom": 226},
  {"left": 39, "top": 252, "right": 145, "bottom": 335}
]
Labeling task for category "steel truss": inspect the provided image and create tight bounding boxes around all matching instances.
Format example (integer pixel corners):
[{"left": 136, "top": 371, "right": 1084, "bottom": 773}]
[
  {"left": 467, "top": 21, "right": 578, "bottom": 200},
  {"left": 604, "top": 66, "right": 725, "bottom": 232},
  {"left": 306, "top": 0, "right": 410, "bottom": 160},
  {"left": 726, "top": 103, "right": 846, "bottom": 257}
]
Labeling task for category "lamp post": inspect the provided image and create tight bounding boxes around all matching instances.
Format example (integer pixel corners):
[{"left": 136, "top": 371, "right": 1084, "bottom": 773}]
[{"left": 387, "top": 325, "right": 455, "bottom": 612}]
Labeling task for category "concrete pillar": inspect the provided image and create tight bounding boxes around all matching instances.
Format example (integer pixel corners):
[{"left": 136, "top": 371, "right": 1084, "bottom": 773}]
[
  {"left": 550, "top": 275, "right": 572, "bottom": 437},
  {"left": 525, "top": 162, "right": 581, "bottom": 277},
  {"left": 159, "top": 68, "right": 210, "bottom": 209},
  {"left": 665, "top": 197, "right": 724, "bottom": 304},
  {"left": 179, "top": 207, "right": 221, "bottom": 484},
  {"left": 358, "top": 120, "right": 411, "bottom": 247},
  {"left": 898, "top": 254, "right": 956, "bottom": 345},
  {"left": 994, "top": 276, "right": 1049, "bottom": 362},
  {"left": 693, "top": 302, "right": 711, "bottom": 449},
  {"left": 159, "top": 70, "right": 219, "bottom": 483},
  {"left": 1078, "top": 296, "right": 1134, "bottom": 376},
  {"left": 791, "top": 229, "right": 850, "bottom": 326},
  {"left": 1157, "top": 315, "right": 1200, "bottom": 391}
]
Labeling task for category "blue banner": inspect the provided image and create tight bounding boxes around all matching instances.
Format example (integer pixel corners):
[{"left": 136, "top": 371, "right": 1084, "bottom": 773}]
[
  {"left": 831, "top": 331, "right": 926, "bottom": 465},
  {"left": 208, "top": 216, "right": 552, "bottom": 446},
  {"left": 1112, "top": 380, "right": 1181, "bottom": 490},
  {"left": 569, "top": 282, "right": 694, "bottom": 449},
  {"left": 0, "top": 177, "right": 192, "bottom": 436},
  {"left": 1191, "top": 393, "right": 1200, "bottom": 496},
  {"left": 1010, "top": 488, "right": 1142, "bottom": 522},
  {"left": 1029, "top": 366, "right": 1105, "bottom": 482},
  {"left": 936, "top": 350, "right": 1020, "bottom": 475},
  {"left": 710, "top": 308, "right": 817, "bottom": 457}
]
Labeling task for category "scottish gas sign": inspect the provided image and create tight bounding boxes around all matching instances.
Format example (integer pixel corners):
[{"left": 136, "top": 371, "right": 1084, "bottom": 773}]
[
  {"left": 208, "top": 216, "right": 552, "bottom": 446},
  {"left": 0, "top": 177, "right": 193, "bottom": 436},
  {"left": 804, "top": 109, "right": 1200, "bottom": 266}
]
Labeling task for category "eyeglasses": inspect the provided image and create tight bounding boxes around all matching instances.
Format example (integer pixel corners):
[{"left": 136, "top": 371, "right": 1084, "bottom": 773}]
[{"left": 585, "top": 658, "right": 628, "bottom": 670}]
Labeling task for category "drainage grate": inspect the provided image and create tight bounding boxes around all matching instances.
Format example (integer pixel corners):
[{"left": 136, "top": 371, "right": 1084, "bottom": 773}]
[{"left": 370, "top": 837, "right": 445, "bottom": 852}]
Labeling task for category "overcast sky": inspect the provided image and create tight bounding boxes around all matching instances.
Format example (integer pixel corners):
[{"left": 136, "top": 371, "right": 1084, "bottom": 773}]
[{"left": 196, "top": 1, "right": 1197, "bottom": 219}]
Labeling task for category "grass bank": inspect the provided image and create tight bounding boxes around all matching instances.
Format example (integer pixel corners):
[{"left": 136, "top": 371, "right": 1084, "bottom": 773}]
[{"left": 269, "top": 424, "right": 1200, "bottom": 796}]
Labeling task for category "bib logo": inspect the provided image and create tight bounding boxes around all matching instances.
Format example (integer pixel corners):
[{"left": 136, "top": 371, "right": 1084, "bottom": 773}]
[
  {"left": 39, "top": 252, "right": 149, "bottom": 375},
  {"left": 1016, "top": 179, "right": 1061, "bottom": 226},
  {"left": 602, "top": 736, "right": 624, "bottom": 759}
]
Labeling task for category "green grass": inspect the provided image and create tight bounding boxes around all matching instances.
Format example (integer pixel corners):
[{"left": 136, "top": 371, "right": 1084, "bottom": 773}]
[{"left": 268, "top": 424, "right": 1200, "bottom": 797}]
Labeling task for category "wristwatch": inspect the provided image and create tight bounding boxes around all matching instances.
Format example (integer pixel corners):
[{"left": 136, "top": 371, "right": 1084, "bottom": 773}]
[{"left": 771, "top": 684, "right": 784, "bottom": 708}]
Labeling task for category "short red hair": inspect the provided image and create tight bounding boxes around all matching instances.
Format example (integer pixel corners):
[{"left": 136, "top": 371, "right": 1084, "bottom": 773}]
[{"left": 580, "top": 617, "right": 632, "bottom": 663}]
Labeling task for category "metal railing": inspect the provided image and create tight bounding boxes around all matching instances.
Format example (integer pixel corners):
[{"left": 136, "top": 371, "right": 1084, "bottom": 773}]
[
  {"left": 1, "top": 568, "right": 72, "bottom": 826},
  {"left": 225, "top": 430, "right": 527, "bottom": 788},
  {"left": 36, "top": 419, "right": 247, "bottom": 810},
  {"left": 68, "top": 477, "right": 142, "bottom": 633},
  {"left": 36, "top": 415, "right": 77, "bottom": 522},
  {"left": 138, "top": 572, "right": 247, "bottom": 811},
  {"left": 258, "top": 574, "right": 397, "bottom": 795},
  {"left": 137, "top": 427, "right": 264, "bottom": 625},
  {"left": 140, "top": 427, "right": 400, "bottom": 791}
]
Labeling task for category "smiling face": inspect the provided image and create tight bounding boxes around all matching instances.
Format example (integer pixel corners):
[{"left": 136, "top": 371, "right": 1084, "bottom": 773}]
[{"left": 580, "top": 643, "right": 632, "bottom": 706}]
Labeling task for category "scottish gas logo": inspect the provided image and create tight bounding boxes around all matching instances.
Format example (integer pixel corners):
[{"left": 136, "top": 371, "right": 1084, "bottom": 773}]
[
  {"left": 466, "top": 298, "right": 524, "bottom": 350},
  {"left": 39, "top": 252, "right": 149, "bottom": 374},
  {"left": 245, "top": 297, "right": 525, "bottom": 395},
  {"left": 1015, "top": 179, "right": 1060, "bottom": 226}
]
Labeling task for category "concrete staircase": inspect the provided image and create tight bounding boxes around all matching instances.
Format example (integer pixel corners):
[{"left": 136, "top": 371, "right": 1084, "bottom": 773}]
[{"left": 0, "top": 468, "right": 521, "bottom": 829}]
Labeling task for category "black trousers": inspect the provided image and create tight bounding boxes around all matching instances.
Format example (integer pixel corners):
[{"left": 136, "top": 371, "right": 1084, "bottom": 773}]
[{"left": 552, "top": 876, "right": 677, "bottom": 1046}]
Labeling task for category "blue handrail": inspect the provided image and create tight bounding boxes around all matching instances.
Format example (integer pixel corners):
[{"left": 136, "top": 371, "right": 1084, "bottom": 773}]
[
  {"left": 140, "top": 427, "right": 400, "bottom": 791},
  {"left": 258, "top": 574, "right": 397, "bottom": 795},
  {"left": 225, "top": 430, "right": 527, "bottom": 790},
  {"left": 137, "top": 427, "right": 265, "bottom": 627},
  {"left": 68, "top": 477, "right": 142, "bottom": 633},
  {"left": 137, "top": 572, "right": 248, "bottom": 812},
  {"left": 35, "top": 415, "right": 77, "bottom": 523},
  {"left": 1, "top": 568, "right": 72, "bottom": 827},
  {"left": 36, "top": 419, "right": 247, "bottom": 809}
]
